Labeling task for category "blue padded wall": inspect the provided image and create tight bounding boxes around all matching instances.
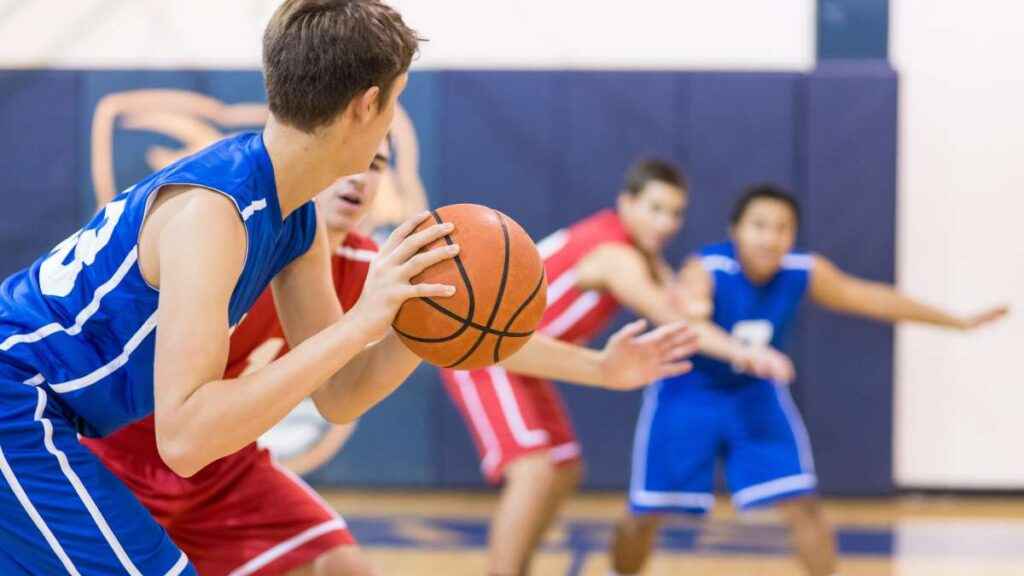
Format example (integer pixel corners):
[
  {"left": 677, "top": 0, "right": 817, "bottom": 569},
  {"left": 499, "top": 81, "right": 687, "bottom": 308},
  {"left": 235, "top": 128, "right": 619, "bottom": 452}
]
[
  {"left": 0, "top": 67, "right": 897, "bottom": 495},
  {"left": 0, "top": 71, "right": 84, "bottom": 278}
]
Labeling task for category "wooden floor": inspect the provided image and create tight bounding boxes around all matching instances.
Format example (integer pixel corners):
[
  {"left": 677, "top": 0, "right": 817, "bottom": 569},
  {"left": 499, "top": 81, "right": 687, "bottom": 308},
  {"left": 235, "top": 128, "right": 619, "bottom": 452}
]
[{"left": 320, "top": 490, "right": 1024, "bottom": 575}]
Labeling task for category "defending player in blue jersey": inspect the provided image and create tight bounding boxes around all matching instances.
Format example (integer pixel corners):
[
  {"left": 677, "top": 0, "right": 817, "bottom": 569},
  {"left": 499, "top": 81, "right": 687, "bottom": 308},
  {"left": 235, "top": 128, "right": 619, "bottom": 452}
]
[
  {"left": 609, "top": 184, "right": 1008, "bottom": 576},
  {"left": 0, "top": 2, "right": 446, "bottom": 574}
]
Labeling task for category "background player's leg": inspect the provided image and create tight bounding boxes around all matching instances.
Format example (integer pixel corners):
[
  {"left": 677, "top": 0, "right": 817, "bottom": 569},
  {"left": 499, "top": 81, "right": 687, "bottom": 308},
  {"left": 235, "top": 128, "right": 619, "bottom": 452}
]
[
  {"left": 729, "top": 382, "right": 833, "bottom": 575},
  {"left": 776, "top": 495, "right": 837, "bottom": 576},
  {"left": 488, "top": 452, "right": 582, "bottom": 576},
  {"left": 609, "top": 513, "right": 663, "bottom": 575},
  {"left": 283, "top": 544, "right": 378, "bottom": 576}
]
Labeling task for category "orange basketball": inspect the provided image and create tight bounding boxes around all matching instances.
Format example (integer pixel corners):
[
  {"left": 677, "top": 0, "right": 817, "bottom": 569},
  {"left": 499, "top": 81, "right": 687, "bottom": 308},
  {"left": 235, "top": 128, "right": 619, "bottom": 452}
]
[{"left": 392, "top": 204, "right": 548, "bottom": 370}]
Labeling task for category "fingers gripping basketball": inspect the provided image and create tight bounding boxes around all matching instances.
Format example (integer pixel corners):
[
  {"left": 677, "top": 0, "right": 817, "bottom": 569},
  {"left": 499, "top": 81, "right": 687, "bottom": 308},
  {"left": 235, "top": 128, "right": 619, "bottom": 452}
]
[{"left": 392, "top": 204, "right": 548, "bottom": 370}]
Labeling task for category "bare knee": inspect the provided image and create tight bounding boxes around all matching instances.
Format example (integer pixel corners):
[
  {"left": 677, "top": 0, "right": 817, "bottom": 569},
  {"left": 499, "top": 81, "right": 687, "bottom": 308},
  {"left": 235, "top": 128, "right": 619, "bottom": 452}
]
[
  {"left": 504, "top": 452, "right": 583, "bottom": 491},
  {"left": 623, "top": 512, "right": 663, "bottom": 535},
  {"left": 776, "top": 495, "right": 825, "bottom": 526},
  {"left": 555, "top": 460, "right": 583, "bottom": 492},
  {"left": 308, "top": 544, "right": 378, "bottom": 576}
]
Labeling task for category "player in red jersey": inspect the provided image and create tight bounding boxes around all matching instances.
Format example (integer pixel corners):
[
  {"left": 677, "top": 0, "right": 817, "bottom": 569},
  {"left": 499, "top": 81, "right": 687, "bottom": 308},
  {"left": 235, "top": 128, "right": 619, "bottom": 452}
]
[
  {"left": 83, "top": 143, "right": 697, "bottom": 575},
  {"left": 441, "top": 159, "right": 695, "bottom": 576}
]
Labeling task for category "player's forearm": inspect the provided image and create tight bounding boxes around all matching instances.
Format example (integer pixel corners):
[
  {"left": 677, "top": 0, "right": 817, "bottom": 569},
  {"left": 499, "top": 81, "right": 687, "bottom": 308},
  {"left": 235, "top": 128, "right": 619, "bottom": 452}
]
[
  {"left": 157, "top": 317, "right": 373, "bottom": 477},
  {"left": 499, "top": 333, "right": 605, "bottom": 387},
  {"left": 312, "top": 331, "right": 422, "bottom": 424},
  {"left": 690, "top": 321, "right": 745, "bottom": 365},
  {"left": 826, "top": 281, "right": 963, "bottom": 329}
]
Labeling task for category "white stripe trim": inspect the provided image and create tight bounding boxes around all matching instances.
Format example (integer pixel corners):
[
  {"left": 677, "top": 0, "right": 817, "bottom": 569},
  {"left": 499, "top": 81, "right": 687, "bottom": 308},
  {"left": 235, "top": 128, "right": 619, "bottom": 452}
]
[
  {"left": 49, "top": 312, "right": 158, "bottom": 393},
  {"left": 629, "top": 381, "right": 714, "bottom": 511},
  {"left": 631, "top": 490, "right": 715, "bottom": 510},
  {"left": 24, "top": 373, "right": 45, "bottom": 386},
  {"left": 541, "top": 290, "right": 601, "bottom": 338},
  {"left": 0, "top": 444, "right": 81, "bottom": 575},
  {"left": 226, "top": 519, "right": 347, "bottom": 576},
  {"left": 335, "top": 246, "right": 377, "bottom": 263},
  {"left": 775, "top": 385, "right": 816, "bottom": 473},
  {"left": 488, "top": 367, "right": 549, "bottom": 448},
  {"left": 545, "top": 269, "right": 578, "bottom": 306},
  {"left": 240, "top": 198, "right": 268, "bottom": 221},
  {"left": 453, "top": 370, "right": 502, "bottom": 475},
  {"left": 33, "top": 388, "right": 143, "bottom": 575},
  {"left": 700, "top": 254, "right": 740, "bottom": 274},
  {"left": 732, "top": 473, "right": 817, "bottom": 508},
  {"left": 270, "top": 459, "right": 344, "bottom": 520},
  {"left": 535, "top": 229, "right": 568, "bottom": 260},
  {"left": 0, "top": 248, "right": 139, "bottom": 353},
  {"left": 781, "top": 254, "right": 814, "bottom": 270},
  {"left": 549, "top": 442, "right": 581, "bottom": 463},
  {"left": 164, "top": 552, "right": 190, "bottom": 576}
]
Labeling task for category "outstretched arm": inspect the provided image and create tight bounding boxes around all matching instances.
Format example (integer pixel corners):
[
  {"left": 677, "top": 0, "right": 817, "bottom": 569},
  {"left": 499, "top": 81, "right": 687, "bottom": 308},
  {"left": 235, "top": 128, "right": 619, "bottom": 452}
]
[
  {"left": 675, "top": 257, "right": 795, "bottom": 383},
  {"left": 499, "top": 320, "right": 697, "bottom": 390},
  {"left": 808, "top": 255, "right": 1009, "bottom": 330},
  {"left": 575, "top": 243, "right": 687, "bottom": 326}
]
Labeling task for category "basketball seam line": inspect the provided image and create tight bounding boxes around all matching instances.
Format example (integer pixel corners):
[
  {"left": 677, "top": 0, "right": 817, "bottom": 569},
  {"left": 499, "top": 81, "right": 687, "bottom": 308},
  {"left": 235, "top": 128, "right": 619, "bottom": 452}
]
[
  {"left": 493, "top": 271, "right": 546, "bottom": 363},
  {"left": 442, "top": 210, "right": 512, "bottom": 368},
  {"left": 418, "top": 298, "right": 533, "bottom": 338},
  {"left": 392, "top": 210, "right": 479, "bottom": 343}
]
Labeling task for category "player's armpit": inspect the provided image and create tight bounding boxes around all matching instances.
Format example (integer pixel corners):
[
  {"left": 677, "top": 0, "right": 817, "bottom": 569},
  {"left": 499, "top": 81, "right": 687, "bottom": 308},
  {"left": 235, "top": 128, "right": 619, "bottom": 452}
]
[{"left": 576, "top": 244, "right": 685, "bottom": 326}]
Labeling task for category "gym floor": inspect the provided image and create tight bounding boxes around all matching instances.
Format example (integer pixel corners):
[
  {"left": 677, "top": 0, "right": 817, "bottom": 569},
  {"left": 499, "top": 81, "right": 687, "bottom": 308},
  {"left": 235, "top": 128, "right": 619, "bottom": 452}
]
[{"left": 320, "top": 490, "right": 1024, "bottom": 575}]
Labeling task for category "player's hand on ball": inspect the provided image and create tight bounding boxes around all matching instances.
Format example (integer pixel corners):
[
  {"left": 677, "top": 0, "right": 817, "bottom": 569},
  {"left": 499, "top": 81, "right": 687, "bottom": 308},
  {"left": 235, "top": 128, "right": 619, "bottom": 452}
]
[
  {"left": 598, "top": 320, "right": 699, "bottom": 391},
  {"left": 348, "top": 211, "right": 459, "bottom": 342},
  {"left": 957, "top": 304, "right": 1010, "bottom": 331},
  {"left": 734, "top": 345, "right": 795, "bottom": 384}
]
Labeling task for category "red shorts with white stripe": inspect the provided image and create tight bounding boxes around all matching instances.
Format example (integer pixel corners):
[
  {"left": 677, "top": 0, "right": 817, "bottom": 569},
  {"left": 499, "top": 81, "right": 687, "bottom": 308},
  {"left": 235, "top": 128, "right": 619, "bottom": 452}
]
[
  {"left": 88, "top": 441, "right": 354, "bottom": 576},
  {"left": 441, "top": 366, "right": 582, "bottom": 484}
]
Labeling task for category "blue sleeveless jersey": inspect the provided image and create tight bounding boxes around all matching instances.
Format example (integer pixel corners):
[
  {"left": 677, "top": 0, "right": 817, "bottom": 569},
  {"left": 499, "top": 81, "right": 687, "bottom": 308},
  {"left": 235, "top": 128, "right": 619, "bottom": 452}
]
[
  {"left": 0, "top": 131, "right": 317, "bottom": 437},
  {"left": 678, "top": 241, "right": 812, "bottom": 388}
]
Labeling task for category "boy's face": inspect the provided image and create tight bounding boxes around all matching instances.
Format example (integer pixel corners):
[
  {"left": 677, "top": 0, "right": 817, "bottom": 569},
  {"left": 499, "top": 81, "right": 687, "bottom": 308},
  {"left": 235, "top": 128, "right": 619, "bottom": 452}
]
[
  {"left": 731, "top": 198, "right": 798, "bottom": 280},
  {"left": 618, "top": 181, "right": 688, "bottom": 256}
]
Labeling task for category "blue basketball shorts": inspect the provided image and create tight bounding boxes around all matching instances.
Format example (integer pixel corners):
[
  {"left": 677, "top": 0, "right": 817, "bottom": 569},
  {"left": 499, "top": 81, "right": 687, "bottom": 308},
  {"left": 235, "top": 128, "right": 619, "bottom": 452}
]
[
  {"left": 0, "top": 377, "right": 196, "bottom": 575},
  {"left": 628, "top": 377, "right": 817, "bottom": 515}
]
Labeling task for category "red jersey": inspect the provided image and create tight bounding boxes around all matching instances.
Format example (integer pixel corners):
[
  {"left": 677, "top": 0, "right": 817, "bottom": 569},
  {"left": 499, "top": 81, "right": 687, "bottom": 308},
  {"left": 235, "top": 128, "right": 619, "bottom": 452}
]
[
  {"left": 440, "top": 209, "right": 637, "bottom": 483},
  {"left": 535, "top": 209, "right": 634, "bottom": 344},
  {"left": 83, "top": 232, "right": 378, "bottom": 466}
]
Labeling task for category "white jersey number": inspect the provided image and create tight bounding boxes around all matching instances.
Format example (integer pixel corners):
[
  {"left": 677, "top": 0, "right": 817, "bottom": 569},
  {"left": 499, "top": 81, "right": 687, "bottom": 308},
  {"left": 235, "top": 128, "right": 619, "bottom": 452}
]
[
  {"left": 731, "top": 320, "right": 774, "bottom": 348},
  {"left": 39, "top": 199, "right": 127, "bottom": 297}
]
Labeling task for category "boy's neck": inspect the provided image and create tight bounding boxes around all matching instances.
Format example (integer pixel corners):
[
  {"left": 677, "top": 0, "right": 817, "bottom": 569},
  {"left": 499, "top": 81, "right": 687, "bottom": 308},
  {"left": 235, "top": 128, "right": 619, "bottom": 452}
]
[{"left": 263, "top": 115, "right": 362, "bottom": 218}]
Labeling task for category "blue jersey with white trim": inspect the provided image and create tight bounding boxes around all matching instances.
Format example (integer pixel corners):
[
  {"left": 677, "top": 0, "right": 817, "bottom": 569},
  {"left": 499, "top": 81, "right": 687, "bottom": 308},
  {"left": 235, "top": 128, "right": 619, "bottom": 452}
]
[
  {"left": 0, "top": 131, "right": 317, "bottom": 437},
  {"left": 675, "top": 241, "right": 812, "bottom": 388}
]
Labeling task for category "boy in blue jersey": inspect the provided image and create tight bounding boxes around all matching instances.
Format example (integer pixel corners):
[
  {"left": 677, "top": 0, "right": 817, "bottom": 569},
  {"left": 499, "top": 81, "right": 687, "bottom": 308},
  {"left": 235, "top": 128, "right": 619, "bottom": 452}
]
[
  {"left": 0, "top": 2, "right": 450, "bottom": 574},
  {"left": 609, "top": 184, "right": 1008, "bottom": 576}
]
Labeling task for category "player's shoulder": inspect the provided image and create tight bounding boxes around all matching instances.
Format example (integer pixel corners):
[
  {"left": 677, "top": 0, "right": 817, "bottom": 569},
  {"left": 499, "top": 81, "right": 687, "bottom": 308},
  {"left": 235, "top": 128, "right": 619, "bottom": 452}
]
[
  {"left": 697, "top": 242, "right": 740, "bottom": 275},
  {"left": 333, "top": 232, "right": 379, "bottom": 264},
  {"left": 780, "top": 250, "right": 814, "bottom": 272}
]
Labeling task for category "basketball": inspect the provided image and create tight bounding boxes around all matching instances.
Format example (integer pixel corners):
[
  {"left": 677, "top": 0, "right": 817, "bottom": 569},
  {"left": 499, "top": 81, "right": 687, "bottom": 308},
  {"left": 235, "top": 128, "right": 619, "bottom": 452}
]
[{"left": 392, "top": 204, "right": 548, "bottom": 370}]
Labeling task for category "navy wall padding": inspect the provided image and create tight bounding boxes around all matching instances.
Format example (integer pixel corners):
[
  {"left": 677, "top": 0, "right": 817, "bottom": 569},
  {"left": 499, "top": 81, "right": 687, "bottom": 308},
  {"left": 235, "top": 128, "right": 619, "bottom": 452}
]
[
  {"left": 0, "top": 67, "right": 898, "bottom": 495},
  {"left": 0, "top": 71, "right": 83, "bottom": 278},
  {"left": 798, "top": 61, "right": 898, "bottom": 495}
]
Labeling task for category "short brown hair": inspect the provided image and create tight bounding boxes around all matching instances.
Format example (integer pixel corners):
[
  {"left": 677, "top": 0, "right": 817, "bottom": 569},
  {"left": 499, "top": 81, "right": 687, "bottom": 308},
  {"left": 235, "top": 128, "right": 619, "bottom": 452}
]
[
  {"left": 623, "top": 158, "right": 688, "bottom": 196},
  {"left": 263, "top": 0, "right": 422, "bottom": 132}
]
